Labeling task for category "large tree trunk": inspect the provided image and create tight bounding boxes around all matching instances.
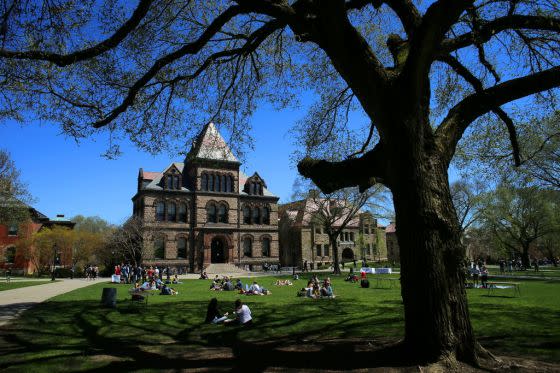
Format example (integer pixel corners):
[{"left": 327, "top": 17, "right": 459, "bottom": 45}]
[
  {"left": 330, "top": 236, "right": 341, "bottom": 275},
  {"left": 391, "top": 149, "right": 479, "bottom": 364}
]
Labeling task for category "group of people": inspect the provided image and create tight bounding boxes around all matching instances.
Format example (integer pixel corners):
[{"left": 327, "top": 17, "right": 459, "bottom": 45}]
[
  {"left": 205, "top": 298, "right": 253, "bottom": 326},
  {"left": 129, "top": 265, "right": 181, "bottom": 296},
  {"left": 467, "top": 264, "right": 489, "bottom": 288},
  {"left": 84, "top": 265, "right": 99, "bottom": 280},
  {"left": 298, "top": 275, "right": 335, "bottom": 298},
  {"left": 116, "top": 264, "right": 178, "bottom": 284}
]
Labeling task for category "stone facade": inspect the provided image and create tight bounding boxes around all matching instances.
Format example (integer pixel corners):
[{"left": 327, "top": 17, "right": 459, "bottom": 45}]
[
  {"left": 385, "top": 222, "right": 400, "bottom": 265},
  {"left": 278, "top": 196, "right": 387, "bottom": 270},
  {"left": 132, "top": 123, "right": 280, "bottom": 272}
]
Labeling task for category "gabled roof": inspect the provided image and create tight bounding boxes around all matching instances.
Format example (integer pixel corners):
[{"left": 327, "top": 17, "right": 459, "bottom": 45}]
[
  {"left": 239, "top": 171, "right": 277, "bottom": 197},
  {"left": 188, "top": 122, "right": 239, "bottom": 163},
  {"left": 279, "top": 197, "right": 363, "bottom": 228},
  {"left": 142, "top": 163, "right": 190, "bottom": 192}
]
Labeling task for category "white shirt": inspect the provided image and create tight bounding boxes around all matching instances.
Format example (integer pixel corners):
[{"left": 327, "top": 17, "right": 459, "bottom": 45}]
[{"left": 236, "top": 304, "right": 252, "bottom": 324}]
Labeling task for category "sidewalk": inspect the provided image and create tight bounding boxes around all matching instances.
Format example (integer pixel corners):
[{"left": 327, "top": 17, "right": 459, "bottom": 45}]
[{"left": 0, "top": 277, "right": 106, "bottom": 326}]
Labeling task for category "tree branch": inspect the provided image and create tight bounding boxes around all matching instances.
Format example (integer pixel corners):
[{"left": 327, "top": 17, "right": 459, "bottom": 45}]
[
  {"left": 436, "top": 65, "right": 560, "bottom": 165},
  {"left": 297, "top": 142, "right": 386, "bottom": 194},
  {"left": 441, "top": 14, "right": 560, "bottom": 53},
  {"left": 438, "top": 55, "right": 520, "bottom": 165},
  {"left": 0, "top": 0, "right": 154, "bottom": 67},
  {"left": 401, "top": 0, "right": 472, "bottom": 93},
  {"left": 93, "top": 6, "right": 278, "bottom": 128}
]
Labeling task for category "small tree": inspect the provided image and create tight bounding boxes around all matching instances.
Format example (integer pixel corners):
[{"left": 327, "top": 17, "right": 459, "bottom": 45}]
[
  {"left": 0, "top": 149, "right": 33, "bottom": 225},
  {"left": 307, "top": 188, "right": 372, "bottom": 274},
  {"left": 106, "top": 216, "right": 144, "bottom": 266},
  {"left": 480, "top": 184, "right": 560, "bottom": 267}
]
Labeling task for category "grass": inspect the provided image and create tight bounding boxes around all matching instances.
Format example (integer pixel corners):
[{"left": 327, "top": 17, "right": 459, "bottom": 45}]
[
  {"left": 0, "top": 280, "right": 56, "bottom": 291},
  {"left": 0, "top": 274, "right": 558, "bottom": 372}
]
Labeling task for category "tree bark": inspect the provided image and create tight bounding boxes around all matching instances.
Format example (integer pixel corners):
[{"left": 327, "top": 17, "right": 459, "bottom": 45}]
[
  {"left": 330, "top": 235, "right": 341, "bottom": 275},
  {"left": 388, "top": 133, "right": 479, "bottom": 364}
]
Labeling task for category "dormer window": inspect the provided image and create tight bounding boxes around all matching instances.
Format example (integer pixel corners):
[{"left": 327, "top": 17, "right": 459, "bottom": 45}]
[
  {"left": 163, "top": 169, "right": 181, "bottom": 190},
  {"left": 244, "top": 173, "right": 266, "bottom": 196}
]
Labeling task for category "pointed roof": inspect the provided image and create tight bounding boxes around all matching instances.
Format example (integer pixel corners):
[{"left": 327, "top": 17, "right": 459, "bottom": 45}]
[{"left": 188, "top": 122, "right": 239, "bottom": 163}]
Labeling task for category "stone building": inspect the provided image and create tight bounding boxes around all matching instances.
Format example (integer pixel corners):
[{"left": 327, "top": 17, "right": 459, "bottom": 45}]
[
  {"left": 132, "top": 122, "right": 279, "bottom": 272},
  {"left": 278, "top": 195, "right": 387, "bottom": 270},
  {"left": 385, "top": 222, "right": 400, "bottom": 264}
]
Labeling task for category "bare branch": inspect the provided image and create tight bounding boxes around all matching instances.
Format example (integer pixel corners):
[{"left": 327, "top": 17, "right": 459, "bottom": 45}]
[
  {"left": 0, "top": 0, "right": 154, "bottom": 66},
  {"left": 438, "top": 55, "right": 520, "bottom": 165},
  {"left": 436, "top": 65, "right": 560, "bottom": 165},
  {"left": 442, "top": 14, "right": 560, "bottom": 53},
  {"left": 92, "top": 6, "right": 281, "bottom": 128}
]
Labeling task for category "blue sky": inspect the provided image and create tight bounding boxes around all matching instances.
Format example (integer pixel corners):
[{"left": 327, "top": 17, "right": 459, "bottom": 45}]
[{"left": 0, "top": 105, "right": 307, "bottom": 225}]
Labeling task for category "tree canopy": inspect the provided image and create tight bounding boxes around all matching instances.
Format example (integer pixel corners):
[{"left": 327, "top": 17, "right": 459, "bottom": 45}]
[{"left": 2, "top": 0, "right": 560, "bottom": 366}]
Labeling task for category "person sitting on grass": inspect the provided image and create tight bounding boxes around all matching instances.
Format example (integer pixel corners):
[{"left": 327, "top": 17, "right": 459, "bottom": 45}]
[
  {"left": 223, "top": 278, "right": 234, "bottom": 291},
  {"left": 160, "top": 284, "right": 178, "bottom": 295},
  {"left": 205, "top": 298, "right": 229, "bottom": 324},
  {"left": 321, "top": 283, "right": 335, "bottom": 298},
  {"left": 172, "top": 274, "right": 181, "bottom": 284},
  {"left": 234, "top": 279, "right": 243, "bottom": 291},
  {"left": 224, "top": 299, "right": 253, "bottom": 326},
  {"left": 199, "top": 271, "right": 208, "bottom": 280},
  {"left": 210, "top": 279, "right": 222, "bottom": 291}
]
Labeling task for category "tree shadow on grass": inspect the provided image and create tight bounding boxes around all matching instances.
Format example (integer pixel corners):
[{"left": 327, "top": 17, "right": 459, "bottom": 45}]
[{"left": 1, "top": 296, "right": 558, "bottom": 371}]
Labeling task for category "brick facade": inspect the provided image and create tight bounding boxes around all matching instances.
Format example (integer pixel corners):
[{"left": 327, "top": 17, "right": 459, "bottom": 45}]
[{"left": 132, "top": 123, "right": 280, "bottom": 272}]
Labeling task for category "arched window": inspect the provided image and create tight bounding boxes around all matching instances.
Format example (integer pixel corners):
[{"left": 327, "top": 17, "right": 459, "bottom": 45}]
[
  {"left": 262, "top": 237, "right": 271, "bottom": 257},
  {"left": 226, "top": 175, "right": 232, "bottom": 192},
  {"left": 177, "top": 237, "right": 187, "bottom": 259},
  {"left": 218, "top": 204, "right": 228, "bottom": 223},
  {"left": 201, "top": 173, "right": 208, "bottom": 191},
  {"left": 262, "top": 206, "right": 270, "bottom": 225},
  {"left": 252, "top": 182, "right": 257, "bottom": 195},
  {"left": 178, "top": 203, "right": 187, "bottom": 223},
  {"left": 173, "top": 175, "right": 180, "bottom": 190},
  {"left": 155, "top": 202, "right": 165, "bottom": 221},
  {"left": 252, "top": 207, "right": 260, "bottom": 224},
  {"left": 167, "top": 202, "right": 176, "bottom": 222},
  {"left": 154, "top": 237, "right": 165, "bottom": 259},
  {"left": 221, "top": 175, "right": 226, "bottom": 192},
  {"left": 259, "top": 184, "right": 263, "bottom": 195},
  {"left": 208, "top": 173, "right": 214, "bottom": 191},
  {"left": 243, "top": 237, "right": 252, "bottom": 257},
  {"left": 207, "top": 203, "right": 217, "bottom": 223},
  {"left": 243, "top": 206, "right": 251, "bottom": 224},
  {"left": 4, "top": 247, "right": 16, "bottom": 263}
]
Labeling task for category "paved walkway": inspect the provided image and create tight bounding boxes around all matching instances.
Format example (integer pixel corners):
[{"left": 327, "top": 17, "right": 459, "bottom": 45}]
[{"left": 0, "top": 278, "right": 106, "bottom": 326}]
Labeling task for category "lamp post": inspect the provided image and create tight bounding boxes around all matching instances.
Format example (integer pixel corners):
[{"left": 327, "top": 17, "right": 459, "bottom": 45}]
[{"left": 51, "top": 244, "right": 59, "bottom": 281}]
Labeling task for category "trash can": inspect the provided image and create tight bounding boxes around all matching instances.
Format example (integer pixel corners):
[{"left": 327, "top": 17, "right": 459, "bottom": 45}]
[{"left": 101, "top": 288, "right": 117, "bottom": 308}]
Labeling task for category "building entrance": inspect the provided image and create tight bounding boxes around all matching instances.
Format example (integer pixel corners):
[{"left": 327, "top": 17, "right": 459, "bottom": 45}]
[{"left": 211, "top": 237, "right": 226, "bottom": 263}]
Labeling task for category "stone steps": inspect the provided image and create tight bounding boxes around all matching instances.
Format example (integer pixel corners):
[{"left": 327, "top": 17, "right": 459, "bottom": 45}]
[{"left": 204, "top": 263, "right": 245, "bottom": 275}]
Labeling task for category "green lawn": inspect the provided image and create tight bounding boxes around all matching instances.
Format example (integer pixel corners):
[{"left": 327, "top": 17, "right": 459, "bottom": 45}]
[
  {"left": 0, "top": 275, "right": 558, "bottom": 372},
  {"left": 0, "top": 280, "right": 55, "bottom": 291}
]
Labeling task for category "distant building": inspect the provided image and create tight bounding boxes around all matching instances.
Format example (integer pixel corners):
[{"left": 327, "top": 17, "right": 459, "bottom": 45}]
[
  {"left": 278, "top": 195, "right": 386, "bottom": 270},
  {"left": 385, "top": 222, "right": 400, "bottom": 264},
  {"left": 0, "top": 207, "right": 74, "bottom": 275},
  {"left": 132, "top": 122, "right": 280, "bottom": 272}
]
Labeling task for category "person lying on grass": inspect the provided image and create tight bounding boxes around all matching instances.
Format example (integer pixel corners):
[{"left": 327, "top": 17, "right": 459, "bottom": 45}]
[
  {"left": 275, "top": 279, "right": 293, "bottom": 286},
  {"left": 240, "top": 281, "right": 271, "bottom": 295},
  {"left": 224, "top": 299, "right": 253, "bottom": 326}
]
